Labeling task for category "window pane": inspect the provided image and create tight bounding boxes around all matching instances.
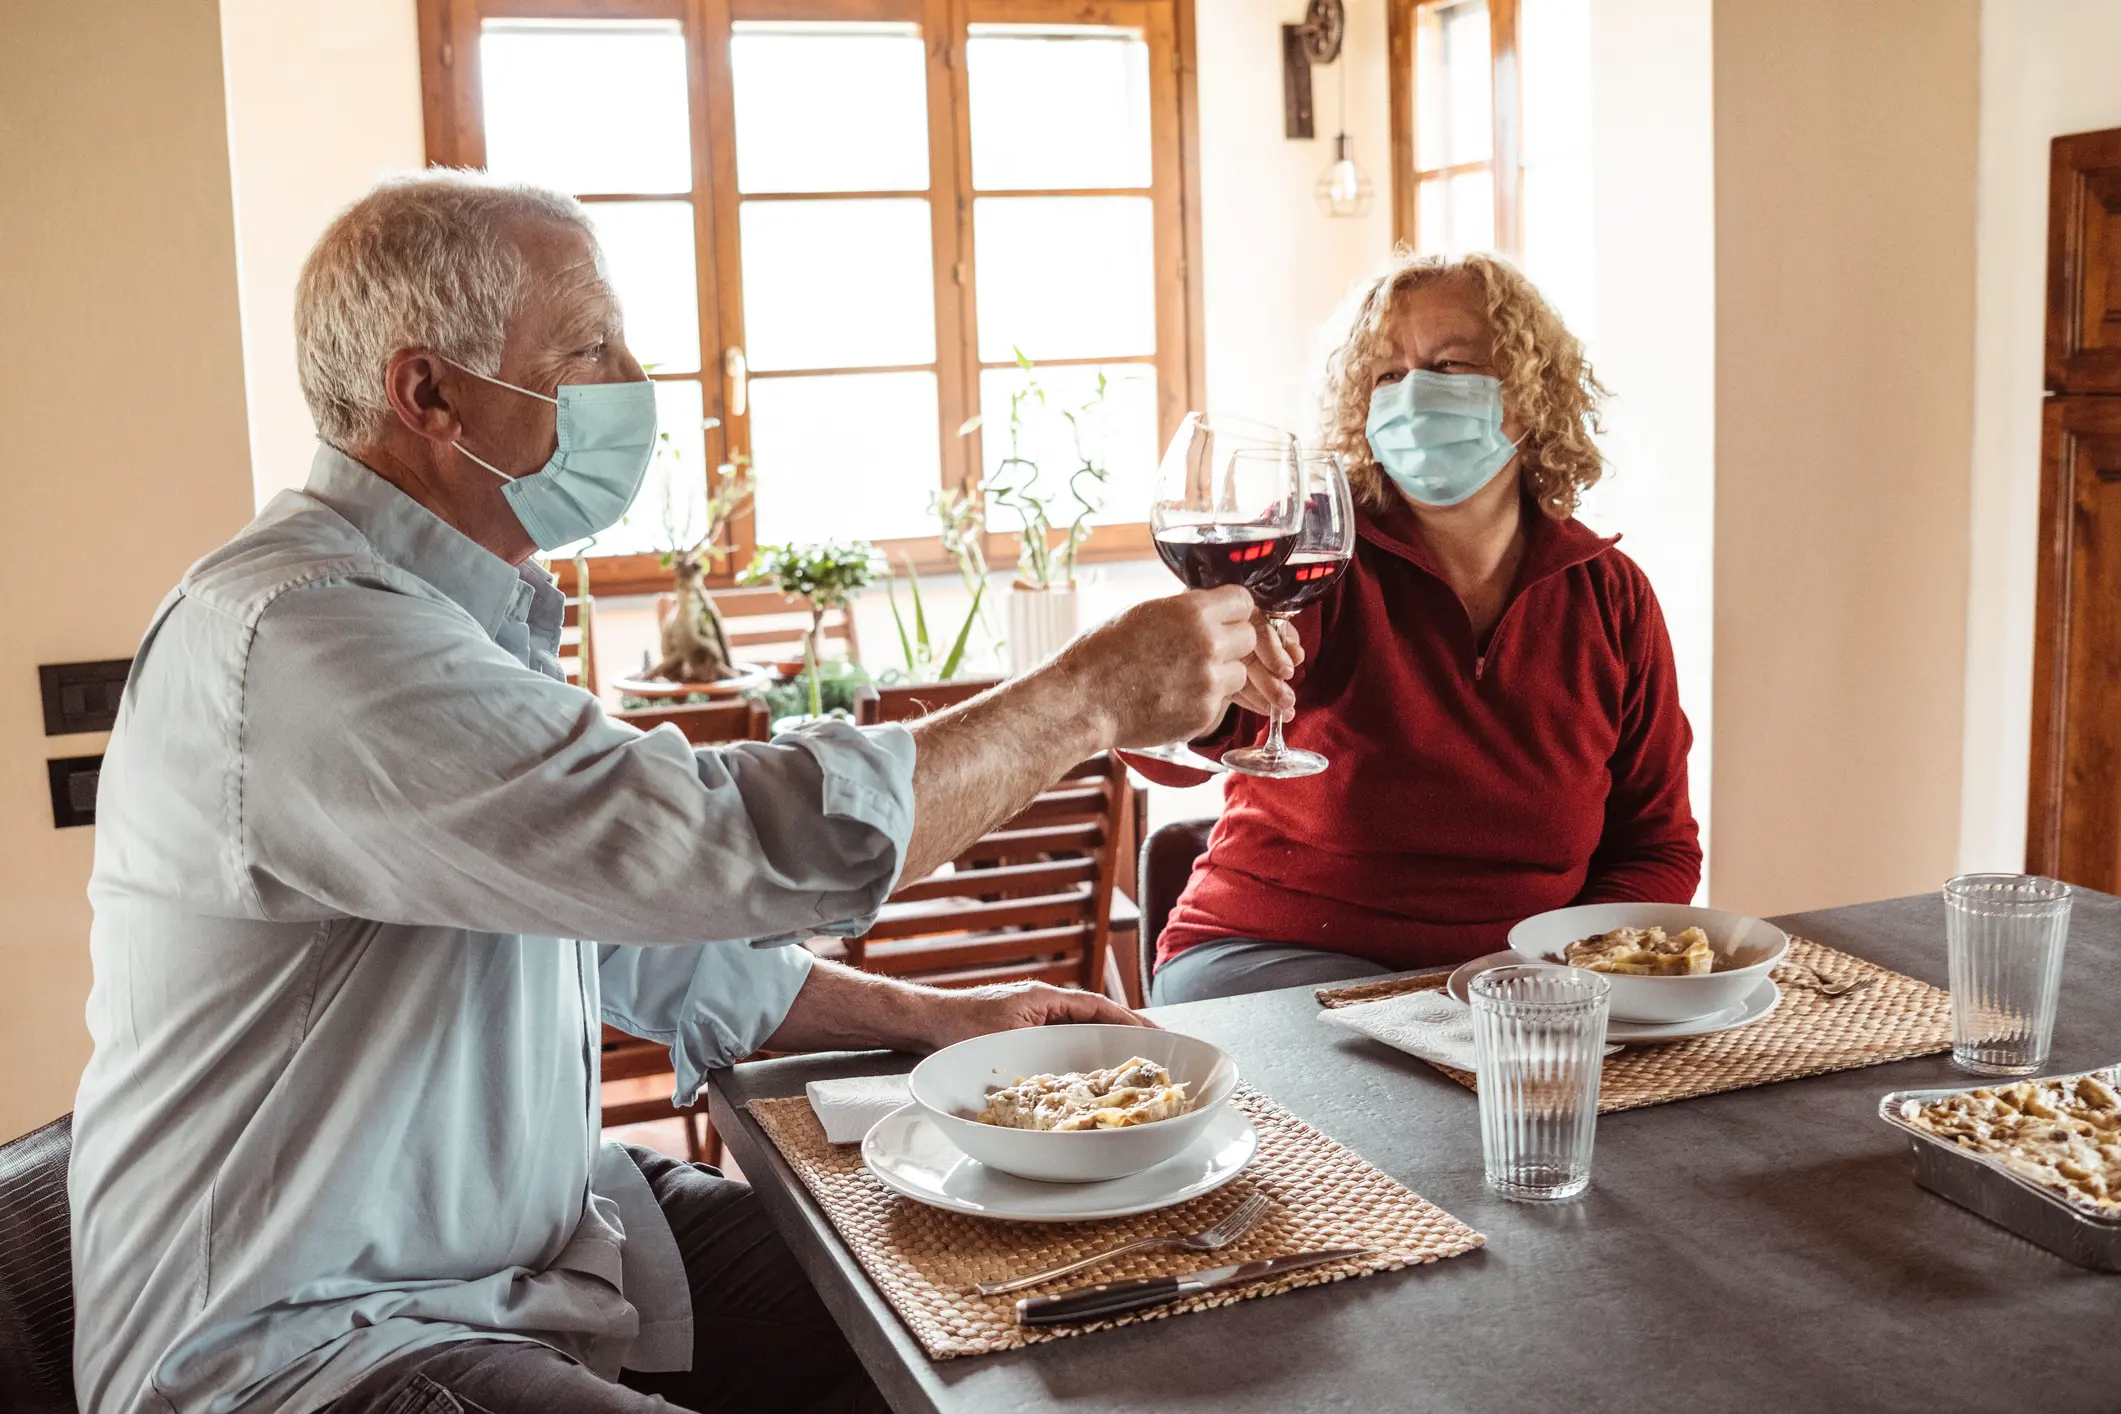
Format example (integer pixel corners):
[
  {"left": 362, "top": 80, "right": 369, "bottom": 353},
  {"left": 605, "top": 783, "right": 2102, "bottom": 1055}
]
[
  {"left": 1414, "top": 0, "right": 1491, "bottom": 171},
  {"left": 585, "top": 201, "right": 701, "bottom": 375},
  {"left": 979, "top": 363, "right": 1158, "bottom": 530},
  {"left": 731, "top": 24, "right": 929, "bottom": 194},
  {"left": 1417, "top": 169, "right": 1494, "bottom": 255},
  {"left": 559, "top": 380, "right": 709, "bottom": 558},
  {"left": 750, "top": 372, "right": 942, "bottom": 543},
  {"left": 482, "top": 21, "right": 691, "bottom": 195},
  {"left": 967, "top": 27, "right": 1152, "bottom": 190},
  {"left": 739, "top": 200, "right": 936, "bottom": 372},
  {"left": 974, "top": 196, "right": 1155, "bottom": 363}
]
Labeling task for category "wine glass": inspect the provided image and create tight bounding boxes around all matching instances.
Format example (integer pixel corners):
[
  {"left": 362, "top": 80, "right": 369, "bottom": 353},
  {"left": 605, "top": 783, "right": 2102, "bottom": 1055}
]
[
  {"left": 1221, "top": 449, "right": 1354, "bottom": 779},
  {"left": 1135, "top": 414, "right": 1302, "bottom": 769}
]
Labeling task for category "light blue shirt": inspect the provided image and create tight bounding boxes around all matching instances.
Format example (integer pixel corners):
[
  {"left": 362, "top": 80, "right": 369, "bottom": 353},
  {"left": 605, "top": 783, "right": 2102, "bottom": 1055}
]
[{"left": 70, "top": 445, "right": 915, "bottom": 1414}]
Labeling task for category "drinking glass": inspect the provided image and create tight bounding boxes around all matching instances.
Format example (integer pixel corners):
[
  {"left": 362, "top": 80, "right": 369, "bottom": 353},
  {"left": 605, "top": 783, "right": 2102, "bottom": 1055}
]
[
  {"left": 1222, "top": 449, "right": 1354, "bottom": 778},
  {"left": 1135, "top": 413, "right": 1301, "bottom": 769},
  {"left": 1470, "top": 965, "right": 1610, "bottom": 1201},
  {"left": 1945, "top": 872, "right": 2071, "bottom": 1075}
]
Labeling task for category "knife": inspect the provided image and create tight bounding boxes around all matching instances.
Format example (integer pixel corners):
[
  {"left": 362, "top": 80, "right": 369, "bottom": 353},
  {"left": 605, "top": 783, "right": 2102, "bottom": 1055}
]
[{"left": 1014, "top": 1248, "right": 1376, "bottom": 1327}]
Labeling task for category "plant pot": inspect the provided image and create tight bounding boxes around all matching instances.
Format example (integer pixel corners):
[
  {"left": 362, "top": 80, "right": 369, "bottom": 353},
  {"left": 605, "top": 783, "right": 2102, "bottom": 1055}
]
[
  {"left": 1007, "top": 584, "right": 1080, "bottom": 675},
  {"left": 611, "top": 666, "right": 770, "bottom": 701}
]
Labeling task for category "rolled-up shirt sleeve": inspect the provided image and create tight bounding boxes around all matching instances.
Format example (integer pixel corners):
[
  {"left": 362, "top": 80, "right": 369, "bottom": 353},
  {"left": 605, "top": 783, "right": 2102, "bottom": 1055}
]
[
  {"left": 597, "top": 939, "right": 813, "bottom": 1098},
  {"left": 239, "top": 580, "right": 917, "bottom": 947}
]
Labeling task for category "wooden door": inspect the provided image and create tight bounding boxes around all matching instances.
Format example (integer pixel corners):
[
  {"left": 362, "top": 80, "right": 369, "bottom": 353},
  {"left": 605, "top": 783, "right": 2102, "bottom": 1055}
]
[
  {"left": 2047, "top": 127, "right": 2121, "bottom": 396},
  {"left": 2029, "top": 127, "right": 2121, "bottom": 887}
]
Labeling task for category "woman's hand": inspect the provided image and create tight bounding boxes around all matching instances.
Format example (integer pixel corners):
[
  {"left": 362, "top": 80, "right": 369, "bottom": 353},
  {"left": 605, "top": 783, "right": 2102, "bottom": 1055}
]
[{"left": 1232, "top": 612, "right": 1302, "bottom": 719}]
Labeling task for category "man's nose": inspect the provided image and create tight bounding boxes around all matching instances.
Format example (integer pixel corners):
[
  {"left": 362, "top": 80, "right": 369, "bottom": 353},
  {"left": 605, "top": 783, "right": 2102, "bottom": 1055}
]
[{"left": 610, "top": 339, "right": 647, "bottom": 384}]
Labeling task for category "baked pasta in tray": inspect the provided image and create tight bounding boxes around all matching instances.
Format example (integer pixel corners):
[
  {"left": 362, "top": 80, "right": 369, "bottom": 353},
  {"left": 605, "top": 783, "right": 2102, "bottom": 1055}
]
[
  {"left": 975, "top": 1057, "right": 1193, "bottom": 1132},
  {"left": 1899, "top": 1074, "right": 2121, "bottom": 1217}
]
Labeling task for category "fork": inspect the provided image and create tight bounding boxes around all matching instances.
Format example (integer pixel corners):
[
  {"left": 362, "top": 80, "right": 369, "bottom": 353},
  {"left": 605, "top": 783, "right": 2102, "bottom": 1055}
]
[
  {"left": 970, "top": 1192, "right": 1272, "bottom": 1297},
  {"left": 1776, "top": 960, "right": 1872, "bottom": 998}
]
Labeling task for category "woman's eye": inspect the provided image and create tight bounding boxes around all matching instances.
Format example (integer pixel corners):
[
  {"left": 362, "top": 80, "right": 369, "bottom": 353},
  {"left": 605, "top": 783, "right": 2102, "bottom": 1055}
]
[{"left": 1374, "top": 369, "right": 1407, "bottom": 386}]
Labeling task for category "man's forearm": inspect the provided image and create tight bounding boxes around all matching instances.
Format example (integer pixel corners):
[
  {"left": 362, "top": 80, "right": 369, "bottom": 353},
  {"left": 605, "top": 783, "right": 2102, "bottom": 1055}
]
[
  {"left": 762, "top": 958, "right": 943, "bottom": 1053},
  {"left": 897, "top": 655, "right": 1114, "bottom": 882}
]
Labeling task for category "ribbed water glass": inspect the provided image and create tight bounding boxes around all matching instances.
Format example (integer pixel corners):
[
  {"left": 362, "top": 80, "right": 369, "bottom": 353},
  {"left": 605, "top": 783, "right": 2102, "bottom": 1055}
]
[
  {"left": 1945, "top": 873, "right": 2070, "bottom": 1075},
  {"left": 1470, "top": 966, "right": 1609, "bottom": 1201}
]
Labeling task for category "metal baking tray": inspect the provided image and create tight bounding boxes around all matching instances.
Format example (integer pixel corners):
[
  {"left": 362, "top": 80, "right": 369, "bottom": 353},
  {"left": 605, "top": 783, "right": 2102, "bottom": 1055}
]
[{"left": 1878, "top": 1064, "right": 2121, "bottom": 1272}]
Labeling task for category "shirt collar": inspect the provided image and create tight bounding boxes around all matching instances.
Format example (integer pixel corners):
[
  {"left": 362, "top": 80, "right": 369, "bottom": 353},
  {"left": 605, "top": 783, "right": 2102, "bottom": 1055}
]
[{"left": 304, "top": 443, "right": 543, "bottom": 640}]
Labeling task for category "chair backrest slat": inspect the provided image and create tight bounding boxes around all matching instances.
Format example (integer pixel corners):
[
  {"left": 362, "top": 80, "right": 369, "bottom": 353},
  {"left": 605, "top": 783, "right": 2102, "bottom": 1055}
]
[
  {"left": 614, "top": 699, "right": 770, "bottom": 745},
  {"left": 886, "top": 856, "right": 1097, "bottom": 903}
]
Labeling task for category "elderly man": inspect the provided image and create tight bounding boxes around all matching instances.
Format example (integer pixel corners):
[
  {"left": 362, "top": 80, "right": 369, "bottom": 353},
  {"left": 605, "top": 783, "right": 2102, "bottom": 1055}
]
[{"left": 69, "top": 173, "right": 1296, "bottom": 1414}]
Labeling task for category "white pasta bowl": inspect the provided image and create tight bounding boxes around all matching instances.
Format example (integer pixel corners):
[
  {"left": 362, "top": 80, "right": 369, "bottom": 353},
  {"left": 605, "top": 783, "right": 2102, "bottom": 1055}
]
[
  {"left": 1508, "top": 903, "right": 1790, "bottom": 1025},
  {"left": 907, "top": 1024, "right": 1240, "bottom": 1183}
]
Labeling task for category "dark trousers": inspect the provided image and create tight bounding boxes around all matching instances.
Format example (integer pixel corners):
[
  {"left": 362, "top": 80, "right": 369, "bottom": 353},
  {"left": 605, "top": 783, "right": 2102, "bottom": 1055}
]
[{"left": 325, "top": 1147, "right": 887, "bottom": 1414}]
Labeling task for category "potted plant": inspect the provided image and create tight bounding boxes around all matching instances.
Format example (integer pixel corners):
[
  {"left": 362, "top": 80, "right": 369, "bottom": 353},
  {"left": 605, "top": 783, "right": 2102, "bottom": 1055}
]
[
  {"left": 614, "top": 448, "right": 765, "bottom": 706},
  {"left": 741, "top": 539, "right": 878, "bottom": 725},
  {"left": 883, "top": 553, "right": 986, "bottom": 685},
  {"left": 958, "top": 351, "right": 1113, "bottom": 674}
]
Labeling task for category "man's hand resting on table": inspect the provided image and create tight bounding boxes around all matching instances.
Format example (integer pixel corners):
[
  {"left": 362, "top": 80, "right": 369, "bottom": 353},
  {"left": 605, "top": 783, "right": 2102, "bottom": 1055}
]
[{"left": 764, "top": 966, "right": 1150, "bottom": 1056}]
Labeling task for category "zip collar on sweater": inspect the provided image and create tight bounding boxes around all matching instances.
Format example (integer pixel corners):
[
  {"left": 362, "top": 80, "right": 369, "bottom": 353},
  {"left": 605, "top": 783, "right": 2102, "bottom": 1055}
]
[{"left": 1356, "top": 493, "right": 1619, "bottom": 679}]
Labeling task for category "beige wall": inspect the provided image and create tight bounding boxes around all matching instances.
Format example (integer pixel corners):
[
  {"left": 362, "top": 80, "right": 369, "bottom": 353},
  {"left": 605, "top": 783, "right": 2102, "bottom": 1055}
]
[
  {"left": 221, "top": 0, "right": 427, "bottom": 505},
  {"left": 1195, "top": 0, "right": 1396, "bottom": 431},
  {"left": 1709, "top": 0, "right": 1979, "bottom": 916},
  {"left": 1958, "top": 0, "right": 2121, "bottom": 874},
  {"left": 0, "top": 1, "right": 256, "bottom": 1135}
]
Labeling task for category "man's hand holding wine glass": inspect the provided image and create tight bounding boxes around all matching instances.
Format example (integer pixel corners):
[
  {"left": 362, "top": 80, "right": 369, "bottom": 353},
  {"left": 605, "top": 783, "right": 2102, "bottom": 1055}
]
[{"left": 1050, "top": 586, "right": 1277, "bottom": 750}]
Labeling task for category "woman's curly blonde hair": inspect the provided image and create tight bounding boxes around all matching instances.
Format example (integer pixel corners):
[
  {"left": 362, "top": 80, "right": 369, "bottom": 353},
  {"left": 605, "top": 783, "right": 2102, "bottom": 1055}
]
[{"left": 1319, "top": 250, "right": 1607, "bottom": 521}]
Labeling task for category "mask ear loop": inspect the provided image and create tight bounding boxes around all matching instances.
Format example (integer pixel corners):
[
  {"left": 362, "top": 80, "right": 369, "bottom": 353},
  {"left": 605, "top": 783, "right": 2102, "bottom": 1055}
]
[{"left": 437, "top": 353, "right": 559, "bottom": 483}]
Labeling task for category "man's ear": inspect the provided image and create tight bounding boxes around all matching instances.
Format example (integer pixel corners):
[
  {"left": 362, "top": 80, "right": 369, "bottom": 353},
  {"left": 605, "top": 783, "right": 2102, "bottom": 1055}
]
[{"left": 382, "top": 349, "right": 464, "bottom": 445}]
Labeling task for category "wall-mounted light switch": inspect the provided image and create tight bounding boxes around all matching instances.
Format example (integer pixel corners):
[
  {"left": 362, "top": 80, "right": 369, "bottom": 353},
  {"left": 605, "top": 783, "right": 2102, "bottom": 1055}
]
[
  {"left": 48, "top": 755, "right": 102, "bottom": 829},
  {"left": 39, "top": 659, "right": 132, "bottom": 735}
]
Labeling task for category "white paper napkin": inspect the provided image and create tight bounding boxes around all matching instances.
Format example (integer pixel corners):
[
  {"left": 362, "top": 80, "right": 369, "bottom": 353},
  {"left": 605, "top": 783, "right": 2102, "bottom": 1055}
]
[
  {"left": 1320, "top": 989, "right": 1620, "bottom": 1070},
  {"left": 806, "top": 1074, "right": 913, "bottom": 1144}
]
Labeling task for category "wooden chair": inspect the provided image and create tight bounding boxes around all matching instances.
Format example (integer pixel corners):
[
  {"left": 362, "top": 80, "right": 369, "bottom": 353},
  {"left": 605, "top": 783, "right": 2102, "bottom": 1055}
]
[
  {"left": 612, "top": 698, "right": 770, "bottom": 745},
  {"left": 1136, "top": 817, "right": 1216, "bottom": 1004},
  {"left": 559, "top": 595, "right": 598, "bottom": 695},
  {"left": 851, "top": 676, "right": 1003, "bottom": 725},
  {"left": 829, "top": 754, "right": 1131, "bottom": 1000},
  {"left": 701, "top": 585, "right": 863, "bottom": 667},
  {"left": 601, "top": 694, "right": 772, "bottom": 1160}
]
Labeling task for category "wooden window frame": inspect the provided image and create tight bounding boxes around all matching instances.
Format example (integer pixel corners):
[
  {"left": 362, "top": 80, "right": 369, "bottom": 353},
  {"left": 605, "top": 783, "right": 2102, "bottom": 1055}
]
[
  {"left": 418, "top": 0, "right": 1205, "bottom": 597},
  {"left": 1386, "top": 0, "right": 1521, "bottom": 258}
]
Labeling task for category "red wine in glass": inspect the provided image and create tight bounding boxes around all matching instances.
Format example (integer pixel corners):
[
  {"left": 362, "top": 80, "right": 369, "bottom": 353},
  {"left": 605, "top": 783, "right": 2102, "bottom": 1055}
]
[
  {"left": 1249, "top": 552, "right": 1349, "bottom": 614},
  {"left": 1153, "top": 525, "right": 1298, "bottom": 592}
]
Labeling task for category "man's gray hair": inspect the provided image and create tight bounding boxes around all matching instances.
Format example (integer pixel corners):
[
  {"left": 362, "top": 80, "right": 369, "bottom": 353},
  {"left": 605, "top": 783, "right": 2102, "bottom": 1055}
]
[{"left": 295, "top": 170, "right": 596, "bottom": 448}]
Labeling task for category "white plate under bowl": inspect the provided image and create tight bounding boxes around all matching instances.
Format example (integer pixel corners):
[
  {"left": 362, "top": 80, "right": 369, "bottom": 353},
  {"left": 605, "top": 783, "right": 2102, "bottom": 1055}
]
[
  {"left": 862, "top": 1104, "right": 1258, "bottom": 1223},
  {"left": 1507, "top": 902, "right": 1790, "bottom": 1024},
  {"left": 1447, "top": 952, "right": 1783, "bottom": 1043}
]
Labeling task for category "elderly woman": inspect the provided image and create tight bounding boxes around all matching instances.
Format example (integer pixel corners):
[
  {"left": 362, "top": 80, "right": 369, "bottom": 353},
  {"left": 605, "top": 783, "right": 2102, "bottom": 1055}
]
[{"left": 1146, "top": 251, "right": 1702, "bottom": 1005}]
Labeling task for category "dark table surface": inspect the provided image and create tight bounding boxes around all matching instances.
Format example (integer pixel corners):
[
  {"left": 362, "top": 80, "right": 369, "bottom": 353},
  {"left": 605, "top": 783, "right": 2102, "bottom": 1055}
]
[{"left": 708, "top": 892, "right": 2121, "bottom": 1414}]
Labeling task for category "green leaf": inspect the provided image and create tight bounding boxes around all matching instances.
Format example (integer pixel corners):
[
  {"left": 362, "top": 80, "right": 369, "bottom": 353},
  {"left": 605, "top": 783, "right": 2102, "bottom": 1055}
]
[
  {"left": 1013, "top": 345, "right": 1033, "bottom": 371},
  {"left": 886, "top": 576, "right": 915, "bottom": 674},
  {"left": 957, "top": 414, "right": 984, "bottom": 436},
  {"left": 903, "top": 555, "right": 931, "bottom": 660},
  {"left": 939, "top": 577, "right": 984, "bottom": 680}
]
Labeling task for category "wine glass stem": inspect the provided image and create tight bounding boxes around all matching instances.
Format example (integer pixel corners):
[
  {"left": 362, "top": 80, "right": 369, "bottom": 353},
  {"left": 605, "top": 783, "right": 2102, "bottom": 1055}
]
[{"left": 1261, "top": 612, "right": 1296, "bottom": 760}]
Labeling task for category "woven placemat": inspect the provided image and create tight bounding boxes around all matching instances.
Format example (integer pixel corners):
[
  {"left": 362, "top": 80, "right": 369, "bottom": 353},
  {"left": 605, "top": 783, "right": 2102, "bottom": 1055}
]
[
  {"left": 1315, "top": 938, "right": 1952, "bottom": 1114},
  {"left": 748, "top": 1086, "right": 1484, "bottom": 1359}
]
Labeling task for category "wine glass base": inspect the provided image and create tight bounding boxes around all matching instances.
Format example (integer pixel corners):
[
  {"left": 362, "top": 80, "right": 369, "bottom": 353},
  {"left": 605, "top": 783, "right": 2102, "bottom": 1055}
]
[{"left": 1221, "top": 745, "right": 1329, "bottom": 778}]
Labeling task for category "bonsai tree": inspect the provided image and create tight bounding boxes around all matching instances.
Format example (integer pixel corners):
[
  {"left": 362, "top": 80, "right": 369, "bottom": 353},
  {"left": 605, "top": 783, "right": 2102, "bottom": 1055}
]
[
  {"left": 644, "top": 449, "right": 756, "bottom": 685},
  {"left": 742, "top": 539, "right": 878, "bottom": 718}
]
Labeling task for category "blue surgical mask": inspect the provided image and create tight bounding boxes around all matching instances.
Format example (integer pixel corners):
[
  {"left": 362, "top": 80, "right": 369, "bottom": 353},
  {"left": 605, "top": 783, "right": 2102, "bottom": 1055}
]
[
  {"left": 1364, "top": 370, "right": 1518, "bottom": 508},
  {"left": 447, "top": 359, "right": 658, "bottom": 551}
]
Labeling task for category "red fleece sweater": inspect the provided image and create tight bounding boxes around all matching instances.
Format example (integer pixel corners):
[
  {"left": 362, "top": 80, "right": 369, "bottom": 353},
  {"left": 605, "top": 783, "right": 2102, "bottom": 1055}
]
[{"left": 1143, "top": 499, "right": 1701, "bottom": 973}]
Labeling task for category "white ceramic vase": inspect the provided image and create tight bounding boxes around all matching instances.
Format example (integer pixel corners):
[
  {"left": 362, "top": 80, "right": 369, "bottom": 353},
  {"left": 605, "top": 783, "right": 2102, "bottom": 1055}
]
[{"left": 1006, "top": 584, "right": 1080, "bottom": 675}]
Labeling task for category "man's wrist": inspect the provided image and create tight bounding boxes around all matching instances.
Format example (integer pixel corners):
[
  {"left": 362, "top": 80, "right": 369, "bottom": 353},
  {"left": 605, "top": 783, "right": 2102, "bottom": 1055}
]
[{"left": 1033, "top": 642, "right": 1121, "bottom": 756}]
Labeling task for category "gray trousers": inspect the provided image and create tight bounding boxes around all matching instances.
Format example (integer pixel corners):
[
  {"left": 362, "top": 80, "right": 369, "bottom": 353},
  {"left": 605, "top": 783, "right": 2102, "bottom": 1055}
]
[
  {"left": 323, "top": 1146, "right": 885, "bottom": 1414},
  {"left": 1149, "top": 937, "right": 1392, "bottom": 1005}
]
